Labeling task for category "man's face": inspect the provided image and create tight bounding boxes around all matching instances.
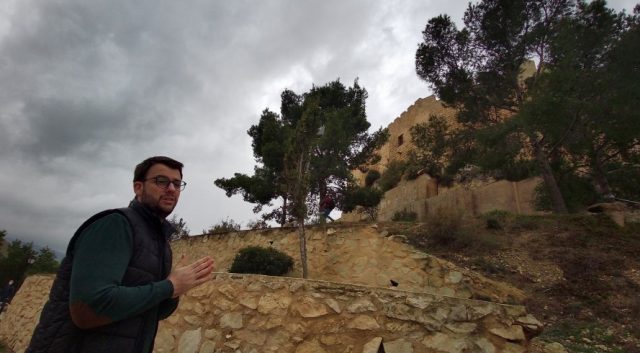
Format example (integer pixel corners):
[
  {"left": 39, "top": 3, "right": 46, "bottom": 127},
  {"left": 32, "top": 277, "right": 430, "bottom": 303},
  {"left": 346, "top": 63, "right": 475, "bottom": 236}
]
[{"left": 133, "top": 163, "right": 182, "bottom": 218}]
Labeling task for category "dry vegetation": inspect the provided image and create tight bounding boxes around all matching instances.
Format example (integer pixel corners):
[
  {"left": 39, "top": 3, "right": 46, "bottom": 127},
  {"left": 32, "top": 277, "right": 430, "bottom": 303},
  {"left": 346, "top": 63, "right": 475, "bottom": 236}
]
[{"left": 381, "top": 210, "right": 640, "bottom": 353}]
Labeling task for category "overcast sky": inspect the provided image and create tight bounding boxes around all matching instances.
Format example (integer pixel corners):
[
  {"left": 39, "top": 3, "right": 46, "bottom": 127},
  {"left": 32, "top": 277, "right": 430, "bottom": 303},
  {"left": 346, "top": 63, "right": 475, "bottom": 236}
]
[{"left": 1, "top": 0, "right": 636, "bottom": 255}]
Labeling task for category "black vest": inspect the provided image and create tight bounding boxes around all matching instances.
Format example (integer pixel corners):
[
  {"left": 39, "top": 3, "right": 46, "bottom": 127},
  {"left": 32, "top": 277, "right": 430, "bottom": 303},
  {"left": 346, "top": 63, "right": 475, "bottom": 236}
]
[{"left": 26, "top": 201, "right": 174, "bottom": 353}]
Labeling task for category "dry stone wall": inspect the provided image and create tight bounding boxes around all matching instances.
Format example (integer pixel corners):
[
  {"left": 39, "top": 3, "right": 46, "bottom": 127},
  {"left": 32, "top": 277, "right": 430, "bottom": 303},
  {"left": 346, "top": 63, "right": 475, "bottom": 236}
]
[
  {"left": 1, "top": 274, "right": 541, "bottom": 353},
  {"left": 344, "top": 177, "right": 541, "bottom": 223},
  {"left": 171, "top": 224, "right": 525, "bottom": 304}
]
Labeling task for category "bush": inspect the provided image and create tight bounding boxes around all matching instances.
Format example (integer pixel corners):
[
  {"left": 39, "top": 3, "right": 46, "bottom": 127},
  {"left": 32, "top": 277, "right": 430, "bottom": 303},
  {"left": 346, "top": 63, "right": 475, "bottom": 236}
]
[
  {"left": 378, "top": 160, "right": 406, "bottom": 191},
  {"left": 202, "top": 217, "right": 241, "bottom": 235},
  {"left": 426, "top": 207, "right": 466, "bottom": 247},
  {"left": 364, "top": 169, "right": 381, "bottom": 187},
  {"left": 417, "top": 209, "right": 501, "bottom": 253},
  {"left": 392, "top": 209, "right": 417, "bottom": 222},
  {"left": 246, "top": 219, "right": 270, "bottom": 230},
  {"left": 343, "top": 185, "right": 383, "bottom": 221},
  {"left": 229, "top": 246, "right": 293, "bottom": 276},
  {"left": 482, "top": 210, "right": 509, "bottom": 230}
]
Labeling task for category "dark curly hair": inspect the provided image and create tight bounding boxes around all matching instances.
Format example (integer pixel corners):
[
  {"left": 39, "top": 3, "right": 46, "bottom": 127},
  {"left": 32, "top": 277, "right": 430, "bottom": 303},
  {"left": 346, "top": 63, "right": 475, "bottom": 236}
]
[{"left": 133, "top": 156, "right": 183, "bottom": 182}]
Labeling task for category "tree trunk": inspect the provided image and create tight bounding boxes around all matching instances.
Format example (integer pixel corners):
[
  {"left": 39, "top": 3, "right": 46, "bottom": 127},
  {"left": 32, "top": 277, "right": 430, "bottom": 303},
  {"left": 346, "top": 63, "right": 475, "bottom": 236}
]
[
  {"left": 532, "top": 138, "right": 568, "bottom": 213},
  {"left": 590, "top": 154, "right": 613, "bottom": 199},
  {"left": 281, "top": 196, "right": 288, "bottom": 226},
  {"left": 298, "top": 221, "right": 308, "bottom": 278}
]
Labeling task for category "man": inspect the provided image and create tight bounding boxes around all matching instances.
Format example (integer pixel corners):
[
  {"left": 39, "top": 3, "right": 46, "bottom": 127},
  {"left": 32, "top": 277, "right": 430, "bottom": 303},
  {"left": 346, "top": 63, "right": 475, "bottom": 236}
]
[
  {"left": 26, "top": 156, "right": 214, "bottom": 353},
  {"left": 0, "top": 279, "right": 15, "bottom": 313},
  {"left": 320, "top": 194, "right": 335, "bottom": 222}
]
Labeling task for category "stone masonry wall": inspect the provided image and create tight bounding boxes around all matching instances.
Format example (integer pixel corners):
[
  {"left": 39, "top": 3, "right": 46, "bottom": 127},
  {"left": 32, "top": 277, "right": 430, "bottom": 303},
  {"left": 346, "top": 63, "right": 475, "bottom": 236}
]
[
  {"left": 1, "top": 274, "right": 541, "bottom": 353},
  {"left": 345, "top": 177, "right": 541, "bottom": 223},
  {"left": 170, "top": 224, "right": 525, "bottom": 304}
]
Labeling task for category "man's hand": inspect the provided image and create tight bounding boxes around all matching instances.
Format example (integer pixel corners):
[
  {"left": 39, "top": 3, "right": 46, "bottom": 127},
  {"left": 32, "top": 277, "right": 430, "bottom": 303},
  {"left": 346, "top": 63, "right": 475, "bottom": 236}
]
[{"left": 167, "top": 256, "right": 214, "bottom": 298}]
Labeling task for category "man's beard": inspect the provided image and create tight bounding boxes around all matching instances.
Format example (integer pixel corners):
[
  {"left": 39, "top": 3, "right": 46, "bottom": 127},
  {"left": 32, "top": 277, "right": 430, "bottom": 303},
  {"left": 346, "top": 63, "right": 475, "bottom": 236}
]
[{"left": 139, "top": 192, "right": 175, "bottom": 218}]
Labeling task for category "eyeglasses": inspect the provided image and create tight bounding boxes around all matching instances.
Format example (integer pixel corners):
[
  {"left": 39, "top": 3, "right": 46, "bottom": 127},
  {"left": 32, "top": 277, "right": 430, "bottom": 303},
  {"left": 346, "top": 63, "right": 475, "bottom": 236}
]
[{"left": 145, "top": 176, "right": 187, "bottom": 191}]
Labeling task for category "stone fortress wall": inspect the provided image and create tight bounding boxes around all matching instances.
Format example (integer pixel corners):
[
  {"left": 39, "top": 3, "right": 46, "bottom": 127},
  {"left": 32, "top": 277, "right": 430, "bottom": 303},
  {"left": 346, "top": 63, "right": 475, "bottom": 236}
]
[
  {"left": 346, "top": 93, "right": 541, "bottom": 223},
  {"left": 0, "top": 224, "right": 541, "bottom": 353}
]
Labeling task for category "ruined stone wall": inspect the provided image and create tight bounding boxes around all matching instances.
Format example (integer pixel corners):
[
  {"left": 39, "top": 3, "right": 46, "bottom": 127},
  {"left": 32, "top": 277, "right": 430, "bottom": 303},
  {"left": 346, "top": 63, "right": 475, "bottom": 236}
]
[
  {"left": 345, "top": 177, "right": 541, "bottom": 223},
  {"left": 1, "top": 274, "right": 541, "bottom": 353},
  {"left": 352, "top": 95, "right": 457, "bottom": 184}
]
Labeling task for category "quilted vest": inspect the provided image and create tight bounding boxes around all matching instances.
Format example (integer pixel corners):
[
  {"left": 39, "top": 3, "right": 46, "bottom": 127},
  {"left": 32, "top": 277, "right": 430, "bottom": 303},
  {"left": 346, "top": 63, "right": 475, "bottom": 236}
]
[{"left": 25, "top": 201, "right": 173, "bottom": 353}]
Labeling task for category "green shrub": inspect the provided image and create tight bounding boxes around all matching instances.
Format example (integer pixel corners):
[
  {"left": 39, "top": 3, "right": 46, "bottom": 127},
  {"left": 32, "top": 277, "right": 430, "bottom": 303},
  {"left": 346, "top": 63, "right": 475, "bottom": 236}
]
[
  {"left": 203, "top": 217, "right": 242, "bottom": 235},
  {"left": 425, "top": 207, "right": 465, "bottom": 247},
  {"left": 392, "top": 209, "right": 417, "bottom": 222},
  {"left": 482, "top": 210, "right": 509, "bottom": 230},
  {"left": 424, "top": 207, "right": 500, "bottom": 252},
  {"left": 364, "top": 169, "right": 381, "bottom": 187},
  {"left": 229, "top": 246, "right": 293, "bottom": 276},
  {"left": 378, "top": 160, "right": 406, "bottom": 191}
]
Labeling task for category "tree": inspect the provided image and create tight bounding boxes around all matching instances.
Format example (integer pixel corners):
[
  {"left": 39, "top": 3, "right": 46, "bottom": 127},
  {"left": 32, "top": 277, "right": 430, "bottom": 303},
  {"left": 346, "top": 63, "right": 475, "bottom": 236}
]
[
  {"left": 25, "top": 247, "right": 59, "bottom": 276},
  {"left": 520, "top": 1, "right": 640, "bottom": 200},
  {"left": 168, "top": 215, "right": 190, "bottom": 241},
  {"left": 416, "top": 0, "right": 640, "bottom": 211},
  {"left": 215, "top": 108, "right": 293, "bottom": 226},
  {"left": 0, "top": 237, "right": 59, "bottom": 286},
  {"left": 216, "top": 79, "right": 387, "bottom": 278},
  {"left": 415, "top": 0, "right": 572, "bottom": 213},
  {"left": 342, "top": 184, "right": 383, "bottom": 221}
]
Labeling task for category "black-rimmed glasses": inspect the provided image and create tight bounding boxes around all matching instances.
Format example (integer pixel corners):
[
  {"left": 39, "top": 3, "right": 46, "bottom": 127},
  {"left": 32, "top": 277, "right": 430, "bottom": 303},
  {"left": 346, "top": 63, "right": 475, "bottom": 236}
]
[{"left": 145, "top": 176, "right": 187, "bottom": 191}]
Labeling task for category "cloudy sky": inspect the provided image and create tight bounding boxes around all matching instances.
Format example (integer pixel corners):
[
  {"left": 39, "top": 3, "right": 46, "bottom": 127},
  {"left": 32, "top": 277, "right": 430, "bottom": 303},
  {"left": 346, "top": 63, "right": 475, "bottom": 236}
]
[{"left": 1, "top": 0, "right": 636, "bottom": 255}]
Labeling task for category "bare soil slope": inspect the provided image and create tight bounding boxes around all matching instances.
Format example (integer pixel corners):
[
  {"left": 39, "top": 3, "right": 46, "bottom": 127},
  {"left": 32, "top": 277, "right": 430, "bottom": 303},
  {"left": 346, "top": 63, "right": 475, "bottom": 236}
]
[{"left": 380, "top": 212, "right": 640, "bottom": 353}]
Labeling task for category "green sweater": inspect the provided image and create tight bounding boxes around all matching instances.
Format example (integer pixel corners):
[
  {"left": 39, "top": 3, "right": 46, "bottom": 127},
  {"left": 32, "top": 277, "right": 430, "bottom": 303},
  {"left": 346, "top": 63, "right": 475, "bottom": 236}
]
[{"left": 69, "top": 213, "right": 177, "bottom": 353}]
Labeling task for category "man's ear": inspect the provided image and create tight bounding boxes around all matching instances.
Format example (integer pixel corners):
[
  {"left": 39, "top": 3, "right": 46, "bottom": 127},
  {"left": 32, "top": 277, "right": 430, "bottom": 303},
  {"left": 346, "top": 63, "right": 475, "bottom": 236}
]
[{"left": 133, "top": 181, "right": 143, "bottom": 198}]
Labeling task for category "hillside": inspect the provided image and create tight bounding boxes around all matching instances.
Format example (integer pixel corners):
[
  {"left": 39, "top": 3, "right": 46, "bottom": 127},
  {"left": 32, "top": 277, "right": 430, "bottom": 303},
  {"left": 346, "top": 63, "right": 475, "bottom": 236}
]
[{"left": 381, "top": 211, "right": 640, "bottom": 353}]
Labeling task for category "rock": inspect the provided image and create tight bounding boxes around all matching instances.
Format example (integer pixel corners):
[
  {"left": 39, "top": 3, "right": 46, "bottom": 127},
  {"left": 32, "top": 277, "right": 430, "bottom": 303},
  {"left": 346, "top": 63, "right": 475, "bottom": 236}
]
[
  {"left": 444, "top": 322, "right": 477, "bottom": 334},
  {"left": 220, "top": 312, "right": 243, "bottom": 329},
  {"left": 406, "top": 296, "right": 432, "bottom": 310},
  {"left": 347, "top": 315, "right": 380, "bottom": 330},
  {"left": 199, "top": 340, "right": 216, "bottom": 353},
  {"left": 327, "top": 228, "right": 337, "bottom": 235},
  {"left": 234, "top": 329, "right": 267, "bottom": 345},
  {"left": 295, "top": 340, "right": 327, "bottom": 353},
  {"left": 449, "top": 305, "right": 468, "bottom": 321},
  {"left": 489, "top": 325, "right": 525, "bottom": 341},
  {"left": 325, "top": 298, "right": 342, "bottom": 313},
  {"left": 289, "top": 281, "right": 305, "bottom": 293},
  {"left": 502, "top": 342, "right": 526, "bottom": 353},
  {"left": 258, "top": 293, "right": 292, "bottom": 314},
  {"left": 422, "top": 333, "right": 469, "bottom": 353},
  {"left": 388, "top": 235, "right": 408, "bottom": 243},
  {"left": 383, "top": 302, "right": 442, "bottom": 331},
  {"left": 362, "top": 337, "right": 383, "bottom": 353},
  {"left": 177, "top": 328, "right": 201, "bottom": 353},
  {"left": 544, "top": 342, "right": 569, "bottom": 353},
  {"left": 237, "top": 294, "right": 258, "bottom": 309},
  {"left": 223, "top": 339, "right": 241, "bottom": 350},
  {"left": 183, "top": 315, "right": 202, "bottom": 326},
  {"left": 474, "top": 338, "right": 496, "bottom": 353},
  {"left": 204, "top": 329, "right": 220, "bottom": 341},
  {"left": 444, "top": 271, "right": 463, "bottom": 284},
  {"left": 217, "top": 284, "right": 237, "bottom": 299},
  {"left": 294, "top": 296, "right": 329, "bottom": 317},
  {"left": 154, "top": 330, "right": 175, "bottom": 353},
  {"left": 346, "top": 298, "right": 376, "bottom": 313},
  {"left": 383, "top": 338, "right": 414, "bottom": 353},
  {"left": 516, "top": 314, "right": 543, "bottom": 327}
]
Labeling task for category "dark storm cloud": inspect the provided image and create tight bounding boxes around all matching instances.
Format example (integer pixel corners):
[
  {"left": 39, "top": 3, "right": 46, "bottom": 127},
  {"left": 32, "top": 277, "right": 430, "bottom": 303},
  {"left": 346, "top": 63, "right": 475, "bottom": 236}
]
[{"left": 1, "top": 0, "right": 635, "bottom": 254}]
